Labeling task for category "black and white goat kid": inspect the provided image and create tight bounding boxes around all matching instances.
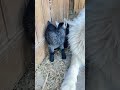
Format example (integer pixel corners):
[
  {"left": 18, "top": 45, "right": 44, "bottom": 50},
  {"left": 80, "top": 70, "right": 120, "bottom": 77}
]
[{"left": 45, "top": 21, "right": 68, "bottom": 62}]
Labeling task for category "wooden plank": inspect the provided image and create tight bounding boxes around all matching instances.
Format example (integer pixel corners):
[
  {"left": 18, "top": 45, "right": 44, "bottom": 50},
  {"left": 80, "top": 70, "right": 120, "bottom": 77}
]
[
  {"left": 57, "top": 0, "right": 64, "bottom": 22},
  {"left": 1, "top": 0, "right": 25, "bottom": 39},
  {"left": 74, "top": 0, "right": 85, "bottom": 14},
  {"left": 51, "top": 0, "right": 69, "bottom": 23},
  {"left": 35, "top": 31, "right": 38, "bottom": 46},
  {"left": 35, "top": 0, "right": 49, "bottom": 65},
  {"left": 63, "top": 0, "right": 69, "bottom": 19},
  {"left": 74, "top": 0, "right": 79, "bottom": 14},
  {"left": 79, "top": 0, "right": 85, "bottom": 10},
  {"left": 35, "top": 41, "right": 48, "bottom": 66},
  {"left": 35, "top": 0, "right": 45, "bottom": 42},
  {"left": 0, "top": 5, "right": 8, "bottom": 48},
  {"left": 69, "top": 0, "right": 74, "bottom": 14},
  {"left": 50, "top": 0, "right": 69, "bottom": 22},
  {"left": 50, "top": 0, "right": 58, "bottom": 25},
  {"left": 41, "top": 0, "right": 51, "bottom": 25},
  {"left": 69, "top": 0, "right": 74, "bottom": 11},
  {"left": 35, "top": 40, "right": 48, "bottom": 66}
]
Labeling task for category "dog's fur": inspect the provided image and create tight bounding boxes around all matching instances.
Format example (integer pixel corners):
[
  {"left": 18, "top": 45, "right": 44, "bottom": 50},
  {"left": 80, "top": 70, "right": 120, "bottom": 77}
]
[{"left": 61, "top": 8, "right": 85, "bottom": 90}]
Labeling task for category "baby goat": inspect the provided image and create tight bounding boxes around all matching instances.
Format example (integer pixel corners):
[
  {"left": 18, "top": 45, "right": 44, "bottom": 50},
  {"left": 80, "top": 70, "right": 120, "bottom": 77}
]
[
  {"left": 61, "top": 8, "right": 85, "bottom": 90},
  {"left": 45, "top": 21, "right": 68, "bottom": 62}
]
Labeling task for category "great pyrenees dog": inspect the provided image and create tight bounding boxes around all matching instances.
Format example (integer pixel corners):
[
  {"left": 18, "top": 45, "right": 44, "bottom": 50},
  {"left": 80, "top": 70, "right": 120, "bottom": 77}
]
[{"left": 61, "top": 8, "right": 85, "bottom": 90}]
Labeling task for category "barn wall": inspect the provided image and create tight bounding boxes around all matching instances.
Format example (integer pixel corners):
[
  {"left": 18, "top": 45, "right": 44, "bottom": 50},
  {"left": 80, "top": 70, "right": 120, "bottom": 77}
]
[
  {"left": 35, "top": 0, "right": 70, "bottom": 68},
  {"left": 0, "top": 0, "right": 32, "bottom": 89},
  {"left": 35, "top": 0, "right": 85, "bottom": 68},
  {"left": 74, "top": 0, "right": 85, "bottom": 14}
]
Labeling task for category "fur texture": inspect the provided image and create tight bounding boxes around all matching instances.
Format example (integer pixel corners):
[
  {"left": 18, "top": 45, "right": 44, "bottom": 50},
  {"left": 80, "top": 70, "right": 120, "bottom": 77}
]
[
  {"left": 61, "top": 8, "right": 85, "bottom": 90},
  {"left": 45, "top": 21, "right": 67, "bottom": 62}
]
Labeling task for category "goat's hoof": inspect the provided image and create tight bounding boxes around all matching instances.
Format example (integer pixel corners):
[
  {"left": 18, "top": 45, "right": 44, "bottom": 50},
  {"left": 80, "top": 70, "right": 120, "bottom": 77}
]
[
  {"left": 62, "top": 55, "right": 66, "bottom": 59},
  {"left": 49, "top": 53, "right": 54, "bottom": 62},
  {"left": 50, "top": 58, "right": 54, "bottom": 62},
  {"left": 61, "top": 81, "right": 76, "bottom": 90},
  {"left": 49, "top": 56, "right": 54, "bottom": 62}
]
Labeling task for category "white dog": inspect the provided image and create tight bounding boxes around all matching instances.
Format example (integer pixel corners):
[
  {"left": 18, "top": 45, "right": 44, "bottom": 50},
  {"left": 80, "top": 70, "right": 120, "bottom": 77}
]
[{"left": 61, "top": 8, "right": 85, "bottom": 90}]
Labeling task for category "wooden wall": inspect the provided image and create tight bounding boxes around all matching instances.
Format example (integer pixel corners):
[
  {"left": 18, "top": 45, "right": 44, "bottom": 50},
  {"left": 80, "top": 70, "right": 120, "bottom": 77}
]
[
  {"left": 74, "top": 0, "right": 85, "bottom": 14},
  {"left": 35, "top": 0, "right": 85, "bottom": 68},
  {"left": 0, "top": 0, "right": 32, "bottom": 89},
  {"left": 35, "top": 0, "right": 70, "bottom": 68}
]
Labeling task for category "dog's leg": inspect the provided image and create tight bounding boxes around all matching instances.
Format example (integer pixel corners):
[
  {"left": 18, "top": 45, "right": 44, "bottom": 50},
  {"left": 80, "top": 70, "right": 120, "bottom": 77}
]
[{"left": 61, "top": 54, "right": 84, "bottom": 90}]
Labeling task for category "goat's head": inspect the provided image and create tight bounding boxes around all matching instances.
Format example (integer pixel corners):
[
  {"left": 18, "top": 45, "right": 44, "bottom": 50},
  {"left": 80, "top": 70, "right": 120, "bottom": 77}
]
[{"left": 55, "top": 20, "right": 68, "bottom": 30}]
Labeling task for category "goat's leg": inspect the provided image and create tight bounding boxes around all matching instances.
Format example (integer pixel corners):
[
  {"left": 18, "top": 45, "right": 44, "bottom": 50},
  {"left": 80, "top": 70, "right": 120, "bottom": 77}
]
[
  {"left": 61, "top": 54, "right": 84, "bottom": 90},
  {"left": 48, "top": 46, "right": 54, "bottom": 62},
  {"left": 60, "top": 45, "right": 66, "bottom": 59}
]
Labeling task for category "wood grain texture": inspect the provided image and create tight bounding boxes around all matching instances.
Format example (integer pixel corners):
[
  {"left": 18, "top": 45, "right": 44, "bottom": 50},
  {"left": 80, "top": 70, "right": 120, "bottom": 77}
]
[
  {"left": 41, "top": 0, "right": 51, "bottom": 24},
  {"left": 74, "top": 0, "right": 85, "bottom": 14},
  {"left": 35, "top": 31, "right": 38, "bottom": 46},
  {"left": 50, "top": 0, "right": 58, "bottom": 24},
  {"left": 35, "top": 0, "right": 45, "bottom": 43},
  {"left": 57, "top": 0, "right": 64, "bottom": 22},
  {"left": 35, "top": 0, "right": 48, "bottom": 65},
  {"left": 69, "top": 0, "right": 74, "bottom": 11},
  {"left": 64, "top": 0, "right": 69, "bottom": 19}
]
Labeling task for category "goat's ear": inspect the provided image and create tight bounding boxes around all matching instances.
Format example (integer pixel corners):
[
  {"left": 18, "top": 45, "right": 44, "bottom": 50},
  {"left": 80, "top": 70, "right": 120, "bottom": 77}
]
[
  {"left": 63, "top": 18, "right": 67, "bottom": 28},
  {"left": 55, "top": 21, "right": 59, "bottom": 27},
  {"left": 47, "top": 21, "right": 51, "bottom": 25}
]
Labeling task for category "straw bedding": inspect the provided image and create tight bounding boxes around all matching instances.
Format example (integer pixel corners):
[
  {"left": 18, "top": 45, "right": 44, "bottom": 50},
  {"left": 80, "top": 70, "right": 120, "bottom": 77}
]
[
  {"left": 35, "top": 49, "right": 71, "bottom": 90},
  {"left": 14, "top": 49, "right": 84, "bottom": 90}
]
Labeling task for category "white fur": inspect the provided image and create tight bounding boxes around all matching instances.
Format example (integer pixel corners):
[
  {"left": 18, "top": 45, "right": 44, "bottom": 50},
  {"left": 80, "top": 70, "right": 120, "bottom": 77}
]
[
  {"left": 55, "top": 21, "right": 59, "bottom": 27},
  {"left": 55, "top": 21, "right": 67, "bottom": 29},
  {"left": 61, "top": 8, "right": 85, "bottom": 90}
]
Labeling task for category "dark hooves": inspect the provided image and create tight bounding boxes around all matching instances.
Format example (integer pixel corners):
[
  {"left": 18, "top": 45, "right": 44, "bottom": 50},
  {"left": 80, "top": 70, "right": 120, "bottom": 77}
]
[
  {"left": 61, "top": 49, "right": 66, "bottom": 59},
  {"left": 49, "top": 53, "right": 54, "bottom": 62},
  {"left": 62, "top": 54, "right": 66, "bottom": 59},
  {"left": 50, "top": 58, "right": 54, "bottom": 62}
]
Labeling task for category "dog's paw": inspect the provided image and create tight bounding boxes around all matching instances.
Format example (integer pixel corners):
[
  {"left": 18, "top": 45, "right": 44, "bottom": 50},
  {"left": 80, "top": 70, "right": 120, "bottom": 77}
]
[{"left": 60, "top": 80, "right": 76, "bottom": 90}]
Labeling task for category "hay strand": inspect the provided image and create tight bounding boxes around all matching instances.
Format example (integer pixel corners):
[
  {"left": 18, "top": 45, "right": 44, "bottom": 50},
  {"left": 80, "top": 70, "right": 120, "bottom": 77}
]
[{"left": 42, "top": 73, "right": 49, "bottom": 90}]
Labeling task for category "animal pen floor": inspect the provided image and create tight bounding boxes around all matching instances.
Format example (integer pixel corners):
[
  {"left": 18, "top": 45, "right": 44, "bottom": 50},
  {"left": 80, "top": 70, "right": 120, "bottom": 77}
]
[
  {"left": 14, "top": 49, "right": 85, "bottom": 90},
  {"left": 35, "top": 49, "right": 85, "bottom": 90}
]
